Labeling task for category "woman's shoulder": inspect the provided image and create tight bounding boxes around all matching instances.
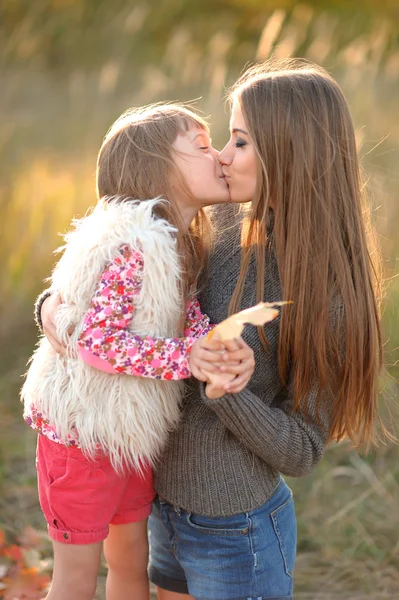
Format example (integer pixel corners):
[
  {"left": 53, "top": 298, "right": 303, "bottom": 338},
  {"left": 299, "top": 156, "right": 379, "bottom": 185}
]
[
  {"left": 207, "top": 204, "right": 244, "bottom": 252},
  {"left": 207, "top": 203, "right": 244, "bottom": 228}
]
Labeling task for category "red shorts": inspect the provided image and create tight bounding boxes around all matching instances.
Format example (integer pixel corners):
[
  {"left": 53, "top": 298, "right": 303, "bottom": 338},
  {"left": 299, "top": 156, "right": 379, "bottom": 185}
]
[{"left": 36, "top": 434, "right": 155, "bottom": 545}]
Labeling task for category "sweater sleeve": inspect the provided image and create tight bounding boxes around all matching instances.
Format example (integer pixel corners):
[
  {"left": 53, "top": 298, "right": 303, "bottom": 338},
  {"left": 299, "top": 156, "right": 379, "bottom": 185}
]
[
  {"left": 200, "top": 377, "right": 331, "bottom": 477},
  {"left": 77, "top": 245, "right": 196, "bottom": 380}
]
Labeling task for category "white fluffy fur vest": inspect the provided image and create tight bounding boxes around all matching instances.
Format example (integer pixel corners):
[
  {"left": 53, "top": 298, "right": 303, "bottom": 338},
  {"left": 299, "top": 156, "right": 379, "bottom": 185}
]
[{"left": 21, "top": 198, "right": 185, "bottom": 472}]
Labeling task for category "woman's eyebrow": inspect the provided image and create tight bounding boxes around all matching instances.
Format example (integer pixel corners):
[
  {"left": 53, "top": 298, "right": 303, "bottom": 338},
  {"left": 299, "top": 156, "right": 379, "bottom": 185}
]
[{"left": 232, "top": 128, "right": 249, "bottom": 135}]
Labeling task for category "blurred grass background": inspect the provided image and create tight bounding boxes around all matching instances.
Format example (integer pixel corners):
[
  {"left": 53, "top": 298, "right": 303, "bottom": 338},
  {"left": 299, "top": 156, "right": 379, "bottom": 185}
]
[{"left": 0, "top": 0, "right": 398, "bottom": 598}]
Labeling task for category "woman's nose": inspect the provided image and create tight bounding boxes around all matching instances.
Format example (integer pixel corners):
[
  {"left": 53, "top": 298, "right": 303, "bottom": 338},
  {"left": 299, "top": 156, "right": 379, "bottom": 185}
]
[{"left": 217, "top": 144, "right": 232, "bottom": 166}]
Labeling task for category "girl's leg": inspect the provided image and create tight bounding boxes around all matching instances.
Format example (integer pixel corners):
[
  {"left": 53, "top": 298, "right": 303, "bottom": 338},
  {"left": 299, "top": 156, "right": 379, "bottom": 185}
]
[
  {"left": 46, "top": 540, "right": 102, "bottom": 600},
  {"left": 104, "top": 520, "right": 150, "bottom": 600},
  {"left": 156, "top": 588, "right": 194, "bottom": 600}
]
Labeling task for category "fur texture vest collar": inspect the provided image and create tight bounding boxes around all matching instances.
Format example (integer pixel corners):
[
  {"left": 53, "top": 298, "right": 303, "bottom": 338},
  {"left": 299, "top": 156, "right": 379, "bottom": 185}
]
[{"left": 22, "top": 198, "right": 184, "bottom": 472}]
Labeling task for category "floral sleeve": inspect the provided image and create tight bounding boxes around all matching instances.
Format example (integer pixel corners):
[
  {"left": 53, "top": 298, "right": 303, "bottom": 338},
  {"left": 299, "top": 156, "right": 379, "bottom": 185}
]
[
  {"left": 77, "top": 245, "right": 195, "bottom": 380},
  {"left": 184, "top": 297, "right": 213, "bottom": 338}
]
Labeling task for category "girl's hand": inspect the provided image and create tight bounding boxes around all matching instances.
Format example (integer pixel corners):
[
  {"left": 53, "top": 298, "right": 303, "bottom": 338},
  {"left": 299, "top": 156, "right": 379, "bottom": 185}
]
[
  {"left": 42, "top": 292, "right": 67, "bottom": 355},
  {"left": 189, "top": 334, "right": 225, "bottom": 382},
  {"left": 220, "top": 338, "right": 255, "bottom": 394}
]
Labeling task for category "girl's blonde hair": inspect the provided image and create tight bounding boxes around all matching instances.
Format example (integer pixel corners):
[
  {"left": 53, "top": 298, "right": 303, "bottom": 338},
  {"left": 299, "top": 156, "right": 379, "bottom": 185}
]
[
  {"left": 228, "top": 58, "right": 385, "bottom": 448},
  {"left": 96, "top": 103, "right": 213, "bottom": 292}
]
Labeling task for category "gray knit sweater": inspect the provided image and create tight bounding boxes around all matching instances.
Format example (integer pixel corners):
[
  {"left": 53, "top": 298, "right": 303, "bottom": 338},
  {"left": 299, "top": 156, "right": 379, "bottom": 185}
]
[{"left": 154, "top": 204, "right": 331, "bottom": 516}]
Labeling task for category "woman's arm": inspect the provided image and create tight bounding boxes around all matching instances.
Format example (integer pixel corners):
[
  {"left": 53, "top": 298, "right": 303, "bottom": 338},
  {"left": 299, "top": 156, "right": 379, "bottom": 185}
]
[
  {"left": 37, "top": 291, "right": 66, "bottom": 355},
  {"left": 200, "top": 378, "right": 330, "bottom": 477}
]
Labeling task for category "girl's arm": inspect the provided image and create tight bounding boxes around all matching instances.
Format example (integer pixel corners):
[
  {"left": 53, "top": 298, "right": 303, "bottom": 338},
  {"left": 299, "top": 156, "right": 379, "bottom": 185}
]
[
  {"left": 200, "top": 373, "right": 331, "bottom": 477},
  {"left": 78, "top": 245, "right": 220, "bottom": 381},
  {"left": 36, "top": 291, "right": 213, "bottom": 358},
  {"left": 184, "top": 297, "right": 213, "bottom": 337}
]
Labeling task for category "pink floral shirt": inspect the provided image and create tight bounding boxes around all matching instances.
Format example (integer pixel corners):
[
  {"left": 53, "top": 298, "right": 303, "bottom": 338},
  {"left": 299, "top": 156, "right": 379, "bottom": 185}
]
[{"left": 25, "top": 245, "right": 212, "bottom": 445}]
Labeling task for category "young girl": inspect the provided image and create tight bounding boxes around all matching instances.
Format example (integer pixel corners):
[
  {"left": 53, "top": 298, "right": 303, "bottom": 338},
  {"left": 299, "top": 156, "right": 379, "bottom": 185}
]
[{"left": 21, "top": 104, "right": 255, "bottom": 600}]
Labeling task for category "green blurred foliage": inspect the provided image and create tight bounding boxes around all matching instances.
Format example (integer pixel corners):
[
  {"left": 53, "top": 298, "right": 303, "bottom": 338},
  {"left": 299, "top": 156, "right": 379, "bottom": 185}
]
[{"left": 1, "top": 0, "right": 398, "bottom": 73}]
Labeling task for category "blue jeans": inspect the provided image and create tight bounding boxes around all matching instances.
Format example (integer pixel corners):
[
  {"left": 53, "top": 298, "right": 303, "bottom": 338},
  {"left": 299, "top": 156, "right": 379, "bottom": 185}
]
[{"left": 148, "top": 478, "right": 297, "bottom": 600}]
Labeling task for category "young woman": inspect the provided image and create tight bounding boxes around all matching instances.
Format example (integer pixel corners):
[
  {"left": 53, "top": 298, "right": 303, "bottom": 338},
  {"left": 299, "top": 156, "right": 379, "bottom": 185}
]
[
  {"left": 40, "top": 59, "right": 386, "bottom": 600},
  {"left": 22, "top": 103, "right": 255, "bottom": 600},
  {"left": 147, "top": 60, "right": 386, "bottom": 600}
]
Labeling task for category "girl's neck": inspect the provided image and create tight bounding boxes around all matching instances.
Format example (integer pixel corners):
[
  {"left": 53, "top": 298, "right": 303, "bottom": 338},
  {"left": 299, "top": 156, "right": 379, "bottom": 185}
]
[{"left": 178, "top": 206, "right": 198, "bottom": 231}]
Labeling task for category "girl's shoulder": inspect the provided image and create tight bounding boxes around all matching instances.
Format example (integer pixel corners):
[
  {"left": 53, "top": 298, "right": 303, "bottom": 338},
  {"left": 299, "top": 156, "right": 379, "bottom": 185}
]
[
  {"left": 61, "top": 197, "right": 176, "bottom": 256},
  {"left": 51, "top": 198, "right": 179, "bottom": 294},
  {"left": 79, "top": 197, "right": 176, "bottom": 236}
]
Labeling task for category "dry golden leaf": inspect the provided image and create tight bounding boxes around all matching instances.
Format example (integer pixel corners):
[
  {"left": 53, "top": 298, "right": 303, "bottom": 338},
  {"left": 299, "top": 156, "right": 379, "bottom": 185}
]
[
  {"left": 205, "top": 301, "right": 291, "bottom": 399},
  {"left": 207, "top": 301, "right": 291, "bottom": 342}
]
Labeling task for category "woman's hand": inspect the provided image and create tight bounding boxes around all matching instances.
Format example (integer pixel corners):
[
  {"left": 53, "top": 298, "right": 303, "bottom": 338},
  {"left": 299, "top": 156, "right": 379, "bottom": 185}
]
[
  {"left": 41, "top": 292, "right": 67, "bottom": 355},
  {"left": 220, "top": 338, "right": 255, "bottom": 394},
  {"left": 190, "top": 333, "right": 255, "bottom": 397},
  {"left": 189, "top": 334, "right": 225, "bottom": 382}
]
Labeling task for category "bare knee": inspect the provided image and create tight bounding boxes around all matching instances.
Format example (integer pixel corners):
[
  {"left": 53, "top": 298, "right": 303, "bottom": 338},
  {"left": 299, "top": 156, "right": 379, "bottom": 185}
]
[
  {"left": 106, "top": 540, "right": 148, "bottom": 578},
  {"left": 105, "top": 521, "right": 148, "bottom": 578}
]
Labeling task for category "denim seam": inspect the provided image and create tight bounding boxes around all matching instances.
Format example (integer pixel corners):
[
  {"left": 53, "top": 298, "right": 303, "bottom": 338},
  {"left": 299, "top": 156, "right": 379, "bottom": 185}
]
[
  {"left": 247, "top": 597, "right": 291, "bottom": 600},
  {"left": 246, "top": 514, "right": 257, "bottom": 569},
  {"left": 185, "top": 513, "right": 248, "bottom": 537},
  {"left": 270, "top": 492, "right": 294, "bottom": 578}
]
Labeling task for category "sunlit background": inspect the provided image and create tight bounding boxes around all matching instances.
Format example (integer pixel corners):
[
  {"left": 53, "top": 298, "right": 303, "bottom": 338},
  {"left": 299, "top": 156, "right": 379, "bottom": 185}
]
[{"left": 0, "top": 1, "right": 398, "bottom": 598}]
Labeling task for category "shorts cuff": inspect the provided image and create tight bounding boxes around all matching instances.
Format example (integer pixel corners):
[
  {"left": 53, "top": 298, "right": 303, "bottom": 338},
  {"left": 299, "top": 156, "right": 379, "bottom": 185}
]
[
  {"left": 111, "top": 503, "right": 153, "bottom": 525},
  {"left": 149, "top": 565, "right": 189, "bottom": 594},
  {"left": 48, "top": 523, "right": 108, "bottom": 545}
]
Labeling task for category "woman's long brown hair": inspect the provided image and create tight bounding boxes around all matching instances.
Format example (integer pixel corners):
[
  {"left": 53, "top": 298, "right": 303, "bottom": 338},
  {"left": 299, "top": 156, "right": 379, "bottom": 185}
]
[
  {"left": 96, "top": 103, "right": 213, "bottom": 297},
  {"left": 228, "top": 58, "right": 386, "bottom": 449}
]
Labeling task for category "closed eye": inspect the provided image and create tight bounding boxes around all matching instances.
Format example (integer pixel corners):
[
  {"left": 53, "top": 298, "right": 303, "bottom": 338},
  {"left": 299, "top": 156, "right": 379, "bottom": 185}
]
[{"left": 234, "top": 139, "right": 247, "bottom": 148}]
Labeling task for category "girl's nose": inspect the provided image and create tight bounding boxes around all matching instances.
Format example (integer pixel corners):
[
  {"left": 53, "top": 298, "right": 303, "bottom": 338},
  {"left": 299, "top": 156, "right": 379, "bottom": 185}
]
[
  {"left": 209, "top": 146, "right": 219, "bottom": 159},
  {"left": 217, "top": 144, "right": 232, "bottom": 166}
]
